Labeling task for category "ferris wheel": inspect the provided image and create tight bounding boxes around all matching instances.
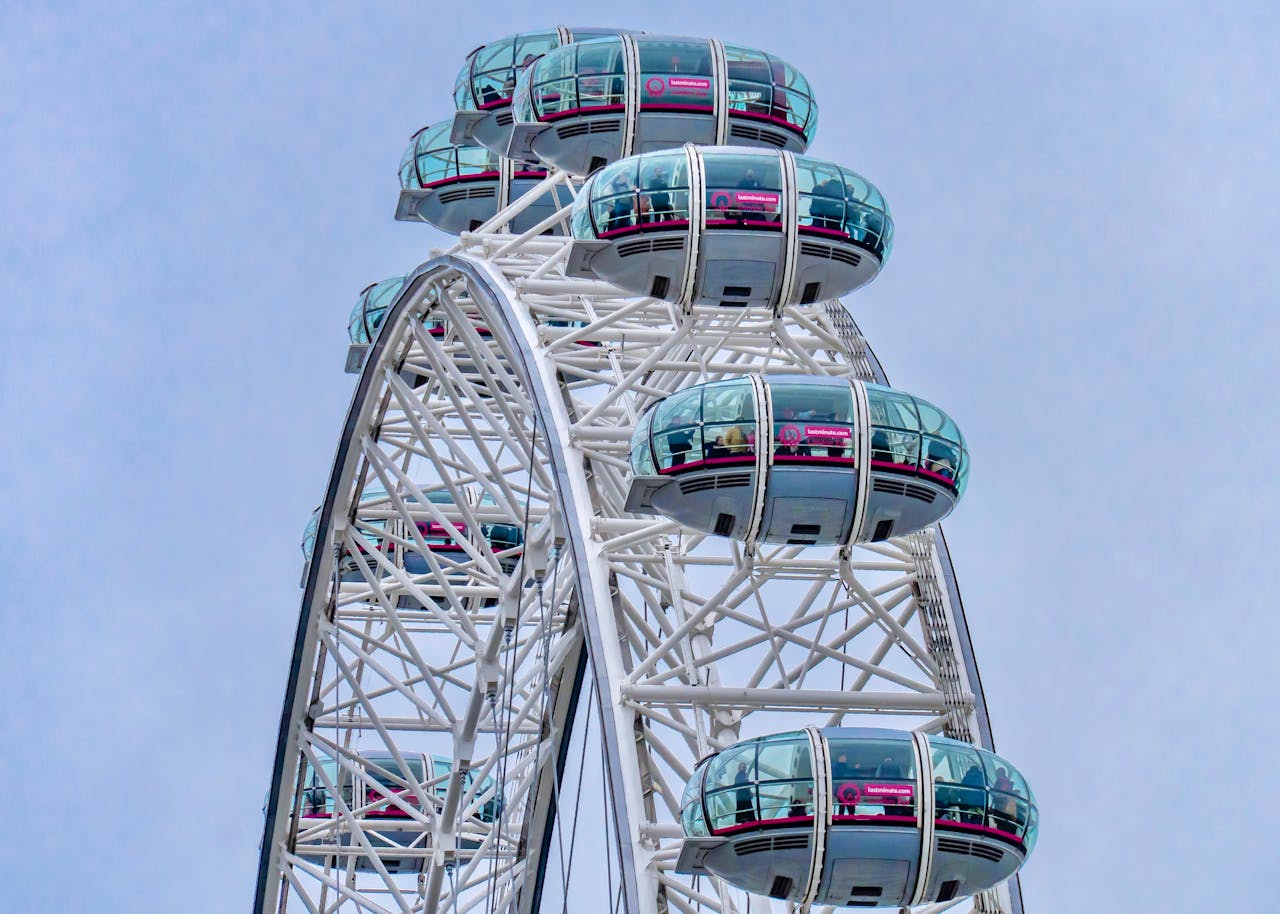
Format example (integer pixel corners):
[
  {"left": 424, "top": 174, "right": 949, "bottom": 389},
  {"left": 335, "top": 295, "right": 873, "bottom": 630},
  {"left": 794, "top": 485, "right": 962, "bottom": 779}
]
[{"left": 255, "top": 26, "right": 1037, "bottom": 914}]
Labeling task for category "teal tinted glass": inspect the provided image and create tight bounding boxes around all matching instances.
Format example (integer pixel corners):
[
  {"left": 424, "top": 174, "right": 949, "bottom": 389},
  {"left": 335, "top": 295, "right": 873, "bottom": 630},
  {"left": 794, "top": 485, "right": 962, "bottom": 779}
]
[
  {"left": 928, "top": 737, "right": 1036, "bottom": 844},
  {"left": 364, "top": 754, "right": 426, "bottom": 787},
  {"left": 681, "top": 760, "right": 711, "bottom": 836},
  {"left": 702, "top": 733, "right": 812, "bottom": 831},
  {"left": 791, "top": 156, "right": 891, "bottom": 256},
  {"left": 637, "top": 151, "right": 690, "bottom": 225},
  {"left": 570, "top": 181, "right": 597, "bottom": 238},
  {"left": 754, "top": 734, "right": 813, "bottom": 822},
  {"left": 468, "top": 30, "right": 561, "bottom": 106},
  {"left": 590, "top": 157, "right": 640, "bottom": 233},
  {"left": 349, "top": 276, "right": 408, "bottom": 344},
  {"left": 914, "top": 396, "right": 964, "bottom": 447},
  {"left": 827, "top": 736, "right": 916, "bottom": 818},
  {"left": 722, "top": 44, "right": 817, "bottom": 139},
  {"left": 865, "top": 384, "right": 921, "bottom": 431},
  {"left": 301, "top": 508, "right": 320, "bottom": 560},
  {"left": 651, "top": 387, "right": 703, "bottom": 470},
  {"left": 637, "top": 38, "right": 714, "bottom": 108},
  {"left": 400, "top": 123, "right": 500, "bottom": 189},
  {"left": 769, "top": 379, "right": 855, "bottom": 459},
  {"left": 636, "top": 37, "right": 712, "bottom": 76},
  {"left": 769, "top": 380, "right": 853, "bottom": 421},
  {"left": 703, "top": 151, "right": 783, "bottom": 222},
  {"left": 701, "top": 379, "right": 754, "bottom": 424},
  {"left": 522, "top": 38, "right": 626, "bottom": 119},
  {"left": 630, "top": 407, "right": 656, "bottom": 474},
  {"left": 300, "top": 757, "right": 341, "bottom": 814},
  {"left": 701, "top": 379, "right": 756, "bottom": 462},
  {"left": 453, "top": 65, "right": 472, "bottom": 108}
]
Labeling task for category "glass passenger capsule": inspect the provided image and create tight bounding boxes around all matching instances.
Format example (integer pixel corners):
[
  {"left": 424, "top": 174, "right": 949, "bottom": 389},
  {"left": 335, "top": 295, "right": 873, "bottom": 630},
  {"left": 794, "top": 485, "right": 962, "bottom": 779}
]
[
  {"left": 677, "top": 728, "right": 1037, "bottom": 907},
  {"left": 348, "top": 275, "right": 408, "bottom": 348},
  {"left": 297, "top": 751, "right": 503, "bottom": 872},
  {"left": 301, "top": 486, "right": 524, "bottom": 586},
  {"left": 451, "top": 26, "right": 631, "bottom": 157},
  {"left": 508, "top": 35, "right": 818, "bottom": 175},
  {"left": 625, "top": 375, "right": 966, "bottom": 544},
  {"left": 394, "top": 121, "right": 573, "bottom": 234},
  {"left": 565, "top": 147, "right": 891, "bottom": 307},
  {"left": 344, "top": 274, "right": 507, "bottom": 380}
]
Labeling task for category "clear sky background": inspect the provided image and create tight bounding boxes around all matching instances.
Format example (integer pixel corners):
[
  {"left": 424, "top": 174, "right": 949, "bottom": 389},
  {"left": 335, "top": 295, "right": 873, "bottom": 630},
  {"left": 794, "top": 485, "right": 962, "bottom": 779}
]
[{"left": 2, "top": 3, "right": 1277, "bottom": 912}]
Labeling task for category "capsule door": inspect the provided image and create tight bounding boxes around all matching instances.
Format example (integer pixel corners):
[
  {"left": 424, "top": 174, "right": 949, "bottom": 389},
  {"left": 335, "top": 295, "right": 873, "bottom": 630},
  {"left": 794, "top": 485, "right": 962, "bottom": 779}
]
[
  {"left": 691, "top": 150, "right": 789, "bottom": 307},
  {"left": 757, "top": 378, "right": 861, "bottom": 545},
  {"left": 631, "top": 37, "right": 719, "bottom": 153},
  {"left": 818, "top": 731, "right": 924, "bottom": 906}
]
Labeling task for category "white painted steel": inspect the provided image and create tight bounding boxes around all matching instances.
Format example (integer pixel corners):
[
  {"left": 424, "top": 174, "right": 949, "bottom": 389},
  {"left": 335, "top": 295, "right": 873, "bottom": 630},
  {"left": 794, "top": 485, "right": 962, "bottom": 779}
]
[{"left": 256, "top": 171, "right": 1023, "bottom": 914}]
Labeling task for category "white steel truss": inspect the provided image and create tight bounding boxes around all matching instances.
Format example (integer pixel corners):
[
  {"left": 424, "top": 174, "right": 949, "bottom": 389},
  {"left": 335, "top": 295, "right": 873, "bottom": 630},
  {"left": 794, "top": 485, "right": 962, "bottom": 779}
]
[{"left": 255, "top": 175, "right": 1024, "bottom": 914}]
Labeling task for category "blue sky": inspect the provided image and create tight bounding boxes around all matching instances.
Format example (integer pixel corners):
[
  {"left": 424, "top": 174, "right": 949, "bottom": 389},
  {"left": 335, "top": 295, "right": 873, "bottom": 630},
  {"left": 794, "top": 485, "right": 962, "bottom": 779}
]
[{"left": 2, "top": 3, "right": 1278, "bottom": 912}]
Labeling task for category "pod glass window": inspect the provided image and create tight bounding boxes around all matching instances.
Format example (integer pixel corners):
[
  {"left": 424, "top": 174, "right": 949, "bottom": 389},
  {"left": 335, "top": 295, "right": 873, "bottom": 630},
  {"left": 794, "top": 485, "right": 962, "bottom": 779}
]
[
  {"left": 794, "top": 155, "right": 892, "bottom": 258},
  {"left": 348, "top": 275, "right": 408, "bottom": 344},
  {"left": 723, "top": 43, "right": 818, "bottom": 141},
  {"left": 703, "top": 151, "right": 783, "bottom": 226},
  {"left": 702, "top": 732, "right": 812, "bottom": 832},
  {"left": 581, "top": 151, "right": 691, "bottom": 237},
  {"left": 930, "top": 737, "right": 1037, "bottom": 846},
  {"left": 457, "top": 30, "right": 561, "bottom": 109},
  {"left": 827, "top": 736, "right": 917, "bottom": 820},
  {"left": 400, "top": 123, "right": 501, "bottom": 189}
]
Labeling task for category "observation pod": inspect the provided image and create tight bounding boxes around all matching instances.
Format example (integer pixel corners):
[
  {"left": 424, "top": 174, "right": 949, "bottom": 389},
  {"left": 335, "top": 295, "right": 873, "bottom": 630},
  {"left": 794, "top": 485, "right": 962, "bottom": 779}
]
[
  {"left": 625, "top": 375, "right": 966, "bottom": 545},
  {"left": 565, "top": 147, "right": 891, "bottom": 309},
  {"left": 344, "top": 274, "right": 503, "bottom": 381},
  {"left": 297, "top": 752, "right": 503, "bottom": 872},
  {"left": 677, "top": 728, "right": 1038, "bottom": 907},
  {"left": 508, "top": 35, "right": 818, "bottom": 175},
  {"left": 394, "top": 121, "right": 573, "bottom": 234},
  {"left": 451, "top": 26, "right": 631, "bottom": 157},
  {"left": 301, "top": 486, "right": 524, "bottom": 587}
]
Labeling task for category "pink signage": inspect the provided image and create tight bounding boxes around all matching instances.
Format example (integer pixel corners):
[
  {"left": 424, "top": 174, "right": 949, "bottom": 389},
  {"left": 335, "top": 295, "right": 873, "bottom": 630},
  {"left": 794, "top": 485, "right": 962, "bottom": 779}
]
[
  {"left": 667, "top": 76, "right": 711, "bottom": 92},
  {"left": 804, "top": 425, "right": 851, "bottom": 439},
  {"left": 735, "top": 191, "right": 780, "bottom": 207},
  {"left": 862, "top": 783, "right": 914, "bottom": 799},
  {"left": 419, "top": 521, "right": 466, "bottom": 537},
  {"left": 835, "top": 781, "right": 914, "bottom": 806},
  {"left": 708, "top": 189, "right": 782, "bottom": 213}
]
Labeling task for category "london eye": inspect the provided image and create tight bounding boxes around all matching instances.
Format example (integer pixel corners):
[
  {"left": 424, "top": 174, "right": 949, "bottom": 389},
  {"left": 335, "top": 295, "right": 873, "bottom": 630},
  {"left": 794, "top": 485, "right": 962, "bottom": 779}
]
[{"left": 255, "top": 26, "right": 1035, "bottom": 914}]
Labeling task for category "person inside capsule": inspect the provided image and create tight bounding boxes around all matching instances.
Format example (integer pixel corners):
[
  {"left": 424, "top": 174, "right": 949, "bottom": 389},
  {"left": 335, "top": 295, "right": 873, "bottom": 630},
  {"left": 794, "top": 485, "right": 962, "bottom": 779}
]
[
  {"left": 627, "top": 376, "right": 967, "bottom": 544},
  {"left": 510, "top": 36, "right": 817, "bottom": 175},
  {"left": 298, "top": 752, "right": 503, "bottom": 825},
  {"left": 569, "top": 148, "right": 891, "bottom": 307},
  {"left": 396, "top": 120, "right": 568, "bottom": 235},
  {"left": 679, "top": 729, "right": 1037, "bottom": 906},
  {"left": 454, "top": 30, "right": 564, "bottom": 113},
  {"left": 453, "top": 28, "right": 631, "bottom": 159}
]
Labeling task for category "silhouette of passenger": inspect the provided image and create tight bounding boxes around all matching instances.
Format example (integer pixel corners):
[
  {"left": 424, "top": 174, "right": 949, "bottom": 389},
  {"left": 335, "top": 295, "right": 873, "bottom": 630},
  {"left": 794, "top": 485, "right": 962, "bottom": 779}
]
[
  {"left": 871, "top": 429, "right": 892, "bottom": 462},
  {"left": 926, "top": 443, "right": 956, "bottom": 480},
  {"left": 809, "top": 177, "right": 843, "bottom": 230},
  {"left": 960, "top": 764, "right": 985, "bottom": 824},
  {"left": 734, "top": 762, "right": 754, "bottom": 824},
  {"left": 643, "top": 165, "right": 673, "bottom": 223},
  {"left": 605, "top": 176, "right": 636, "bottom": 232}
]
